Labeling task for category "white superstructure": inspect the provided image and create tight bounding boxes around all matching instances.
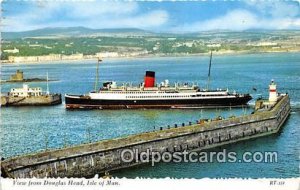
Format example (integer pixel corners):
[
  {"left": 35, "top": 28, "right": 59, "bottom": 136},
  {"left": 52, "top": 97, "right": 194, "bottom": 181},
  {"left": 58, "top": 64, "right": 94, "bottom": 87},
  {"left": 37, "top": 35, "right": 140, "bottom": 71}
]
[
  {"left": 10, "top": 84, "right": 42, "bottom": 97},
  {"left": 88, "top": 81, "right": 240, "bottom": 100}
]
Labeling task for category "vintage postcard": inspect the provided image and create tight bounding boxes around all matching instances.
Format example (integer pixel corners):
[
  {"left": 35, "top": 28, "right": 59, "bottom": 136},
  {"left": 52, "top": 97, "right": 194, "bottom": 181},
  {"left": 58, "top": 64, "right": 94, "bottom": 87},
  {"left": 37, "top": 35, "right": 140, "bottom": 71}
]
[{"left": 0, "top": 0, "right": 299, "bottom": 189}]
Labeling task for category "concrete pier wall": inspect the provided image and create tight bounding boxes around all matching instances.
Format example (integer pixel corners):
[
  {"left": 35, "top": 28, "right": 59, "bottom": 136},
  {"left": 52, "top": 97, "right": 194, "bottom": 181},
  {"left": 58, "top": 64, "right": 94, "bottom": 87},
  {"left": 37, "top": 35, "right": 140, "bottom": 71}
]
[{"left": 1, "top": 95, "right": 291, "bottom": 178}]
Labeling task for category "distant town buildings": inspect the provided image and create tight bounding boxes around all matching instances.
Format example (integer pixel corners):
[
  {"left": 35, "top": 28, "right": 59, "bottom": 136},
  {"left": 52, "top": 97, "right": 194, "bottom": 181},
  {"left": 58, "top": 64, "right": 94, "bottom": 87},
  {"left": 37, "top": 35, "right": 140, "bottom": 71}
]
[
  {"left": 61, "top": 53, "right": 83, "bottom": 60},
  {"left": 44, "top": 45, "right": 53, "bottom": 49},
  {"left": 153, "top": 42, "right": 160, "bottom": 51},
  {"left": 125, "top": 50, "right": 148, "bottom": 57},
  {"left": 3, "top": 47, "right": 19, "bottom": 54},
  {"left": 8, "top": 53, "right": 83, "bottom": 63},
  {"left": 39, "top": 54, "right": 62, "bottom": 61},
  {"left": 96, "top": 50, "right": 148, "bottom": 58},
  {"left": 183, "top": 42, "right": 194, "bottom": 47},
  {"left": 29, "top": 44, "right": 42, "bottom": 47},
  {"left": 7, "top": 51, "right": 148, "bottom": 63},
  {"left": 96, "top": 52, "right": 119, "bottom": 58},
  {"left": 207, "top": 44, "right": 221, "bottom": 48},
  {"left": 9, "top": 56, "right": 39, "bottom": 63},
  {"left": 172, "top": 41, "right": 197, "bottom": 48},
  {"left": 247, "top": 42, "right": 278, "bottom": 47}
]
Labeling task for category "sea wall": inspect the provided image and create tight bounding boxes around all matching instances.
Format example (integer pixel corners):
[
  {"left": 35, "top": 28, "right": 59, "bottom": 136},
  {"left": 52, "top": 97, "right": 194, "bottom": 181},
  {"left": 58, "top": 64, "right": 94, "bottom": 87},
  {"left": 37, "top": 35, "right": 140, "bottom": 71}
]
[{"left": 1, "top": 95, "right": 291, "bottom": 178}]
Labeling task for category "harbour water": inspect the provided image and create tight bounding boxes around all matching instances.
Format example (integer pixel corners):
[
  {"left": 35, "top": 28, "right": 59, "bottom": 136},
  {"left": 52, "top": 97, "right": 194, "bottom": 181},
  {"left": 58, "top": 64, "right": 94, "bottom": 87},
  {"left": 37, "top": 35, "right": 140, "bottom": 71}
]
[{"left": 1, "top": 53, "right": 299, "bottom": 178}]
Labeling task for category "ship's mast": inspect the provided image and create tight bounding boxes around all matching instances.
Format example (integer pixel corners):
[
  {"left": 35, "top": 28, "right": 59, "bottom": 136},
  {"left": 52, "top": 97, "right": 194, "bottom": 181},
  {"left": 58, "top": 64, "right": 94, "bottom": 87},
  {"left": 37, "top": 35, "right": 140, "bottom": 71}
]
[
  {"left": 207, "top": 50, "right": 213, "bottom": 90},
  {"left": 46, "top": 72, "right": 49, "bottom": 95},
  {"left": 94, "top": 58, "right": 102, "bottom": 92}
]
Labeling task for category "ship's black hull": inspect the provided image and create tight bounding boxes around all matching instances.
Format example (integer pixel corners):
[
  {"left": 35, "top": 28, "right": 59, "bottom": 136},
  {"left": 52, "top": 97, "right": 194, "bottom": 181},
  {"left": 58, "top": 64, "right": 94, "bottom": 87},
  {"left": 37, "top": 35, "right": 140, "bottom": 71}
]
[{"left": 65, "top": 95, "right": 252, "bottom": 109}]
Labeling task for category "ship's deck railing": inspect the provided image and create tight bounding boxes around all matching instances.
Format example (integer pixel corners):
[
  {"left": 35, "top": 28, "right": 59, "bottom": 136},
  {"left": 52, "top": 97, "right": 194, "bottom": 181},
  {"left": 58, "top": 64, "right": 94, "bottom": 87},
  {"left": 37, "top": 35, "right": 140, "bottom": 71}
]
[
  {"left": 100, "top": 86, "right": 199, "bottom": 92},
  {"left": 99, "top": 86, "right": 231, "bottom": 94}
]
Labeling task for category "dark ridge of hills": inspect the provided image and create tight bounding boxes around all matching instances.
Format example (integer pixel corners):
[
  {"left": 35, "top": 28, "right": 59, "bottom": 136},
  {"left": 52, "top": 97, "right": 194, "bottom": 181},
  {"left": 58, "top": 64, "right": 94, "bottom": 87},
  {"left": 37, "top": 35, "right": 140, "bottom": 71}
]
[{"left": 2, "top": 27, "right": 153, "bottom": 39}]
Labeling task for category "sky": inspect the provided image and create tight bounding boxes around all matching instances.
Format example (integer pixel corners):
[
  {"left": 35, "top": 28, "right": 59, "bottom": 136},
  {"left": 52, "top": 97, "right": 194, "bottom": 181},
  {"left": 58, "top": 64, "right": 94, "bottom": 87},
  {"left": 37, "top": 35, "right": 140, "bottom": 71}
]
[{"left": 2, "top": 0, "right": 300, "bottom": 32}]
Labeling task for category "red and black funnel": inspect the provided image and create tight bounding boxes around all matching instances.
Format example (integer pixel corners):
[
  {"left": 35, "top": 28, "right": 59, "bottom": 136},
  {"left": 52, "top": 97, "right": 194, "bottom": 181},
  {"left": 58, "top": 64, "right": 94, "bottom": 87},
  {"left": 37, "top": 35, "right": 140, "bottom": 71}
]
[{"left": 144, "top": 71, "right": 155, "bottom": 88}]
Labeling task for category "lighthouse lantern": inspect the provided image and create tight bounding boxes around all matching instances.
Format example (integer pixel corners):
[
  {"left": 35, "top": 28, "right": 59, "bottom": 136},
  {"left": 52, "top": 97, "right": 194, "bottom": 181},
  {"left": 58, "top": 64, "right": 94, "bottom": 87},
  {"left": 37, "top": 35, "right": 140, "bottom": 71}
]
[{"left": 269, "top": 79, "right": 277, "bottom": 103}]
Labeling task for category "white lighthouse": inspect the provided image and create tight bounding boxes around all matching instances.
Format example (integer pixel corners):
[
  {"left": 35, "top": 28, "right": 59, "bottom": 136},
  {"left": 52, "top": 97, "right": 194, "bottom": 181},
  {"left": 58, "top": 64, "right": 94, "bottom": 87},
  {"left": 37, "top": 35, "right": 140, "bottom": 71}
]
[{"left": 269, "top": 79, "right": 278, "bottom": 103}]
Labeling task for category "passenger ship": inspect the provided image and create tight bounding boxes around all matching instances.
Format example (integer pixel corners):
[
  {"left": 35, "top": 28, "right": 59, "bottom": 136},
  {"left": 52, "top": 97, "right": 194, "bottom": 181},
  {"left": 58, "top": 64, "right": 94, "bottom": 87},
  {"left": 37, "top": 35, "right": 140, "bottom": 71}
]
[{"left": 65, "top": 57, "right": 252, "bottom": 109}]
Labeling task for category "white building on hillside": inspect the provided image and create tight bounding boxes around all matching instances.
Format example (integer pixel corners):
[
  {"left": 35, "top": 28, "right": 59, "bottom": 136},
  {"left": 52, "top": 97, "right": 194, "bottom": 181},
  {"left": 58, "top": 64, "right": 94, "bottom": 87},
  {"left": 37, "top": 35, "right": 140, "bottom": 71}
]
[{"left": 3, "top": 47, "right": 19, "bottom": 54}]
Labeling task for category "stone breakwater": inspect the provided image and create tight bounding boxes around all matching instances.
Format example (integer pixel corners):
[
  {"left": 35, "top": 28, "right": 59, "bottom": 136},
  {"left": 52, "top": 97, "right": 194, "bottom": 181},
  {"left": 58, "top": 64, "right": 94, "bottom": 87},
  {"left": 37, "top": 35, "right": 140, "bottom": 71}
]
[{"left": 1, "top": 95, "right": 291, "bottom": 178}]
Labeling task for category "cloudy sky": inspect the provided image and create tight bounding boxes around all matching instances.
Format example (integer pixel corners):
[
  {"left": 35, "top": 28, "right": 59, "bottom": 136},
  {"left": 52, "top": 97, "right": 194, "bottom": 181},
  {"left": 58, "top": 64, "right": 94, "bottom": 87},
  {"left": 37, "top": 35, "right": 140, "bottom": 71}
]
[{"left": 2, "top": 0, "right": 300, "bottom": 32}]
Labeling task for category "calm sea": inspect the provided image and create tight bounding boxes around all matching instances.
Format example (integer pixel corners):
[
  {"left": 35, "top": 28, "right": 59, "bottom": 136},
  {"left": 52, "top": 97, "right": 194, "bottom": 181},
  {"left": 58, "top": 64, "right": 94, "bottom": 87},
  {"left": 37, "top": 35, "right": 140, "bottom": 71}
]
[{"left": 1, "top": 53, "right": 299, "bottom": 178}]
